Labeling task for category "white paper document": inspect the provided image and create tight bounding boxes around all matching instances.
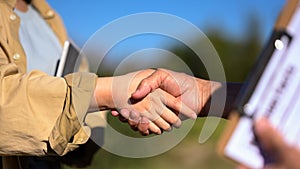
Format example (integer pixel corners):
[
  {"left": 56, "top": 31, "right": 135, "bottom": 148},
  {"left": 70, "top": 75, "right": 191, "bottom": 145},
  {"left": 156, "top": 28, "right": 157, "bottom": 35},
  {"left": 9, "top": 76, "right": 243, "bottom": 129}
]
[{"left": 223, "top": 6, "right": 300, "bottom": 169}]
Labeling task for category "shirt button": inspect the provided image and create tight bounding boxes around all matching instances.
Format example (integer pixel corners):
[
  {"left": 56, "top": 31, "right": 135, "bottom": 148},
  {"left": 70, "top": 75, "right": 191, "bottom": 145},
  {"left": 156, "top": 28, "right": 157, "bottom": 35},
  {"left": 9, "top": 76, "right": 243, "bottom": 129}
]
[
  {"left": 13, "top": 53, "right": 21, "bottom": 60},
  {"left": 9, "top": 14, "right": 17, "bottom": 21},
  {"left": 46, "top": 10, "right": 55, "bottom": 17}
]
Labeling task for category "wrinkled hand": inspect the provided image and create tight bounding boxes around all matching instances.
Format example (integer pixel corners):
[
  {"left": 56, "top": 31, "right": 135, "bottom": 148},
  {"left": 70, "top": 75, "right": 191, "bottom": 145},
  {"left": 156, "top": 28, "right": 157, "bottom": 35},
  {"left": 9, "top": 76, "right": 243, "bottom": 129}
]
[
  {"left": 112, "top": 68, "right": 222, "bottom": 135},
  {"left": 237, "top": 118, "right": 300, "bottom": 169},
  {"left": 92, "top": 69, "right": 196, "bottom": 135},
  {"left": 132, "top": 68, "right": 222, "bottom": 117}
]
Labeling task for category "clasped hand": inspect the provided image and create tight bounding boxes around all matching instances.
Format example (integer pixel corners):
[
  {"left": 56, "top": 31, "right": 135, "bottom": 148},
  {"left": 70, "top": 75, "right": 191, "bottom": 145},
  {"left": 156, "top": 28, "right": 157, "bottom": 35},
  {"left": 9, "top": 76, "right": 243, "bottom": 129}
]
[
  {"left": 91, "top": 69, "right": 202, "bottom": 135},
  {"left": 107, "top": 68, "right": 221, "bottom": 135},
  {"left": 91, "top": 68, "right": 300, "bottom": 168}
]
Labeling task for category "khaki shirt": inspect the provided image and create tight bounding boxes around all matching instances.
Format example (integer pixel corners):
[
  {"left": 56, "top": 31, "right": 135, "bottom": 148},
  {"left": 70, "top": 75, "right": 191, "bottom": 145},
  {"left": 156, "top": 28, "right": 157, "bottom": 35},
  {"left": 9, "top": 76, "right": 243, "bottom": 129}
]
[{"left": 0, "top": 0, "right": 104, "bottom": 163}]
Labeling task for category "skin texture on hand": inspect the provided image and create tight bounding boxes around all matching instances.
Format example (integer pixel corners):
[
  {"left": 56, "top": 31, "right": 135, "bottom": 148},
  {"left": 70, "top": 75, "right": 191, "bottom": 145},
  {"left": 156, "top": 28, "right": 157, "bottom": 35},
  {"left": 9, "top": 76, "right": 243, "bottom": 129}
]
[
  {"left": 238, "top": 118, "right": 300, "bottom": 169},
  {"left": 92, "top": 69, "right": 196, "bottom": 135},
  {"left": 110, "top": 68, "right": 242, "bottom": 135},
  {"left": 114, "top": 68, "right": 219, "bottom": 135},
  {"left": 131, "top": 68, "right": 222, "bottom": 117},
  {"left": 132, "top": 68, "right": 243, "bottom": 119}
]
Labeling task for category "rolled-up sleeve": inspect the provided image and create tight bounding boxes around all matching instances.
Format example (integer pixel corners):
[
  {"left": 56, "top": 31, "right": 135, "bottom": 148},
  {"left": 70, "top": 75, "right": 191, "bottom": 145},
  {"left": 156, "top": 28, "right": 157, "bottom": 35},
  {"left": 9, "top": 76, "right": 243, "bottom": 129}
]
[
  {"left": 49, "top": 72, "right": 97, "bottom": 156},
  {"left": 0, "top": 62, "right": 97, "bottom": 156}
]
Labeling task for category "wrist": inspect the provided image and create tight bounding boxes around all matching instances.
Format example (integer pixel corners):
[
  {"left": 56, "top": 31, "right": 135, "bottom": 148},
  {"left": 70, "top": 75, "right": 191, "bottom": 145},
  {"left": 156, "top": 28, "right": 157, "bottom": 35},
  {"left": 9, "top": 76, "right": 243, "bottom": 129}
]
[
  {"left": 197, "top": 79, "right": 222, "bottom": 117},
  {"left": 199, "top": 81, "right": 243, "bottom": 119},
  {"left": 91, "top": 69, "right": 156, "bottom": 110},
  {"left": 93, "top": 77, "right": 114, "bottom": 110}
]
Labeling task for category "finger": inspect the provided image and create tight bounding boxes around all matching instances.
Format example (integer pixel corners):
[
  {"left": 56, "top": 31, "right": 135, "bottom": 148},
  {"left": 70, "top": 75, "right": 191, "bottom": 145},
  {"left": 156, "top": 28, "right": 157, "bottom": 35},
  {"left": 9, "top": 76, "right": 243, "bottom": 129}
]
[
  {"left": 138, "top": 89, "right": 184, "bottom": 129},
  {"left": 254, "top": 118, "right": 287, "bottom": 156},
  {"left": 148, "top": 121, "right": 162, "bottom": 135},
  {"left": 152, "top": 117, "right": 172, "bottom": 132},
  {"left": 118, "top": 109, "right": 130, "bottom": 122},
  {"left": 119, "top": 109, "right": 130, "bottom": 119},
  {"left": 138, "top": 117, "right": 150, "bottom": 136},
  {"left": 137, "top": 116, "right": 150, "bottom": 132},
  {"left": 111, "top": 110, "right": 127, "bottom": 122},
  {"left": 160, "top": 90, "right": 197, "bottom": 120},
  {"left": 132, "top": 69, "right": 173, "bottom": 99},
  {"left": 159, "top": 107, "right": 182, "bottom": 128},
  {"left": 131, "top": 72, "right": 162, "bottom": 99},
  {"left": 128, "top": 111, "right": 141, "bottom": 129},
  {"left": 178, "top": 113, "right": 189, "bottom": 121},
  {"left": 140, "top": 99, "right": 177, "bottom": 131},
  {"left": 111, "top": 110, "right": 119, "bottom": 117}
]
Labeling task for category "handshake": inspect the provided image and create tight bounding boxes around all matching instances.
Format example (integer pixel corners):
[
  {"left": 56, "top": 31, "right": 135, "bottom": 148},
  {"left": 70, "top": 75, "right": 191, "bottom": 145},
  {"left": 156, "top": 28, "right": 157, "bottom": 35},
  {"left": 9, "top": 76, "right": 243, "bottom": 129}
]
[
  {"left": 90, "top": 68, "right": 227, "bottom": 135},
  {"left": 89, "top": 68, "right": 300, "bottom": 168}
]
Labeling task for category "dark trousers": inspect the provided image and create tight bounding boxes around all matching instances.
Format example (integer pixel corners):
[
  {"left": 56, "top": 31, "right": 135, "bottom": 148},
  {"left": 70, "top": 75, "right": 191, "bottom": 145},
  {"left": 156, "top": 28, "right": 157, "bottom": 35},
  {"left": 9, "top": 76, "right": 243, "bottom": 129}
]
[{"left": 19, "top": 157, "right": 61, "bottom": 169}]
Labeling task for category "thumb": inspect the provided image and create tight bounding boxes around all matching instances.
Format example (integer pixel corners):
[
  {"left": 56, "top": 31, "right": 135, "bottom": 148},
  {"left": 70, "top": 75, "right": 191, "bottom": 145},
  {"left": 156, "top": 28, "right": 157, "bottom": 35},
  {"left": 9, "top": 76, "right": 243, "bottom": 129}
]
[
  {"left": 131, "top": 81, "right": 153, "bottom": 100},
  {"left": 131, "top": 70, "right": 165, "bottom": 99},
  {"left": 254, "top": 118, "right": 287, "bottom": 158}
]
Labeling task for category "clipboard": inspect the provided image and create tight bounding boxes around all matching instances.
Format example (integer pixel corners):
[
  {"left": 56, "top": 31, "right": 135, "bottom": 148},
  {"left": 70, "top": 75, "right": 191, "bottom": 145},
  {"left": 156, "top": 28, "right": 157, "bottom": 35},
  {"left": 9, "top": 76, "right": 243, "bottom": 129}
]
[
  {"left": 218, "top": 0, "right": 300, "bottom": 168},
  {"left": 55, "top": 40, "right": 80, "bottom": 77}
]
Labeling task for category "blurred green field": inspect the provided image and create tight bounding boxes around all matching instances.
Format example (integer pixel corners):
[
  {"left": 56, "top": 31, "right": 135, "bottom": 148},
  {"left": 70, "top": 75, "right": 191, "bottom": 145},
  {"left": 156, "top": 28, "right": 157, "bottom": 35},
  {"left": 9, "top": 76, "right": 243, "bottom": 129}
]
[{"left": 63, "top": 116, "right": 235, "bottom": 169}]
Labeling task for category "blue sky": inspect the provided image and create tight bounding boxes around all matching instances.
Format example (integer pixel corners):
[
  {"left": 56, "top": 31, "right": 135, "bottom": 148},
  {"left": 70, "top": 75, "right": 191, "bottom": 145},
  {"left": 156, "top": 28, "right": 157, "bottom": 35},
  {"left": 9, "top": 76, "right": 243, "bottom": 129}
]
[
  {"left": 46, "top": 0, "right": 287, "bottom": 74},
  {"left": 47, "top": 0, "right": 285, "bottom": 48}
]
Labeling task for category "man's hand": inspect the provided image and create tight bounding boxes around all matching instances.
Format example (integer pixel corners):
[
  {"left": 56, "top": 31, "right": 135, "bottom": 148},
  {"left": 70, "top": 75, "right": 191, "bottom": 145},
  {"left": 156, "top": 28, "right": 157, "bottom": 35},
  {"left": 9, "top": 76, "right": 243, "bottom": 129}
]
[
  {"left": 112, "top": 68, "right": 222, "bottom": 135},
  {"left": 132, "top": 68, "right": 222, "bottom": 117},
  {"left": 238, "top": 118, "right": 300, "bottom": 169},
  {"left": 91, "top": 69, "right": 196, "bottom": 135},
  {"left": 111, "top": 68, "right": 241, "bottom": 135},
  {"left": 255, "top": 118, "right": 300, "bottom": 169}
]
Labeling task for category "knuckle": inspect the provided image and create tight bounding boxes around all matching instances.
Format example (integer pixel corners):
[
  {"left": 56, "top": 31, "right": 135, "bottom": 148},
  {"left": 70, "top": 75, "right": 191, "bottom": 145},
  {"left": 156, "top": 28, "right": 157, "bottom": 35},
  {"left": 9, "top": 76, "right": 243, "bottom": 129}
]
[
  {"left": 140, "top": 80, "right": 149, "bottom": 88},
  {"left": 141, "top": 111, "right": 156, "bottom": 121}
]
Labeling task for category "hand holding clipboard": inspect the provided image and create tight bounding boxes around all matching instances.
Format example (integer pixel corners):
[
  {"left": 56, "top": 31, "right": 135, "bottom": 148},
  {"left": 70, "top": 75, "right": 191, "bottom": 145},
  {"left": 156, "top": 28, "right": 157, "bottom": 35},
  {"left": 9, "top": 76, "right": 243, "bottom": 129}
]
[{"left": 219, "top": 0, "right": 300, "bottom": 168}]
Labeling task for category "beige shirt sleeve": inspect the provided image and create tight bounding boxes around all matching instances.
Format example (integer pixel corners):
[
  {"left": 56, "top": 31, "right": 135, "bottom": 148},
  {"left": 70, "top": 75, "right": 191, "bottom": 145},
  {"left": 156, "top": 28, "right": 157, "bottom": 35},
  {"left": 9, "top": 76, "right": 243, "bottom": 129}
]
[
  {"left": 50, "top": 72, "right": 98, "bottom": 156},
  {"left": 0, "top": 62, "right": 97, "bottom": 156},
  {"left": 0, "top": 0, "right": 100, "bottom": 156}
]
